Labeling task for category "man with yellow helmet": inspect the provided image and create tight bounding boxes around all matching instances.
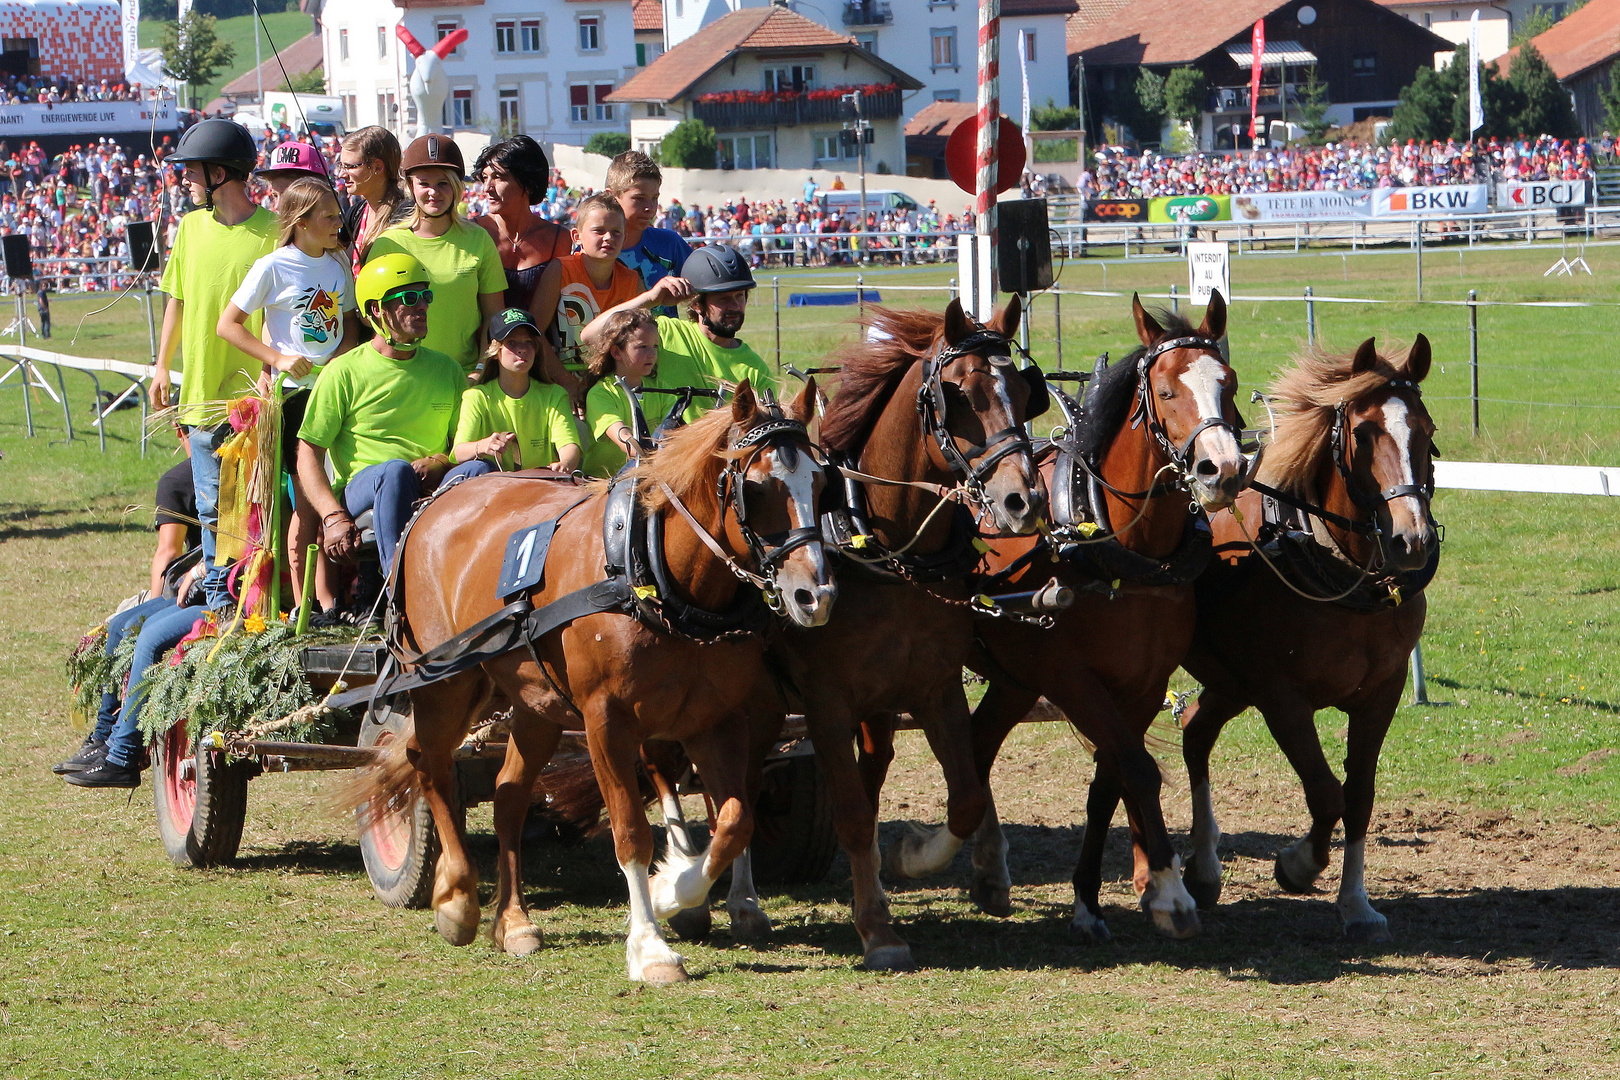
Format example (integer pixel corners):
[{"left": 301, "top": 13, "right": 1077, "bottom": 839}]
[{"left": 296, "top": 252, "right": 466, "bottom": 577}]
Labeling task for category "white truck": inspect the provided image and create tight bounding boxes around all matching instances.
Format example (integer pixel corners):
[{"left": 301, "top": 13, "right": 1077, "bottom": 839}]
[{"left": 234, "top": 92, "right": 346, "bottom": 142}]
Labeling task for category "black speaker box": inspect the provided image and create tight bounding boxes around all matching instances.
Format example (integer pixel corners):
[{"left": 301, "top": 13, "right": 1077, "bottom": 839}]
[
  {"left": 127, "top": 220, "right": 160, "bottom": 273},
  {"left": 997, "top": 198, "right": 1053, "bottom": 295},
  {"left": 2, "top": 233, "right": 32, "bottom": 279}
]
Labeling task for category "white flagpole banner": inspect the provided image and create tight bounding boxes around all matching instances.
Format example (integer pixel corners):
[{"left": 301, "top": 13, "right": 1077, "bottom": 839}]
[
  {"left": 122, "top": 0, "right": 141, "bottom": 78},
  {"left": 1469, "top": 10, "right": 1483, "bottom": 134}
]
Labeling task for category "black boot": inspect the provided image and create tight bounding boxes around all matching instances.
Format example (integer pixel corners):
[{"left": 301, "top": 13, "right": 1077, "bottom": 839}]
[
  {"left": 53, "top": 736, "right": 106, "bottom": 775},
  {"left": 64, "top": 759, "right": 142, "bottom": 789}
]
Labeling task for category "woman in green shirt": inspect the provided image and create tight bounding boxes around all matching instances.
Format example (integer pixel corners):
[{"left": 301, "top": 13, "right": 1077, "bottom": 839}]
[
  {"left": 366, "top": 135, "right": 505, "bottom": 377},
  {"left": 445, "top": 308, "right": 581, "bottom": 483}
]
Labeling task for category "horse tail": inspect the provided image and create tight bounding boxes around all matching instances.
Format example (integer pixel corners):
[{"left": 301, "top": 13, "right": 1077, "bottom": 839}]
[
  {"left": 330, "top": 734, "right": 420, "bottom": 829},
  {"left": 536, "top": 750, "right": 657, "bottom": 836}
]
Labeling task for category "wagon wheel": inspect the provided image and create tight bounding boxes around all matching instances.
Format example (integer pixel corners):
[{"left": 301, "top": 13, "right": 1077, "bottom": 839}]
[
  {"left": 152, "top": 717, "right": 251, "bottom": 868},
  {"left": 749, "top": 754, "right": 838, "bottom": 886},
  {"left": 356, "top": 696, "right": 445, "bottom": 909}
]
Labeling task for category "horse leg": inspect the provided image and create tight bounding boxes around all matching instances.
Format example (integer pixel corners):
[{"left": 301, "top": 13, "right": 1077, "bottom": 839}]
[
  {"left": 1071, "top": 757, "right": 1122, "bottom": 942},
  {"left": 490, "top": 710, "right": 563, "bottom": 957},
  {"left": 807, "top": 703, "right": 913, "bottom": 971},
  {"left": 885, "top": 687, "right": 987, "bottom": 881},
  {"left": 587, "top": 706, "right": 686, "bottom": 984},
  {"left": 1335, "top": 676, "right": 1404, "bottom": 943},
  {"left": 642, "top": 740, "right": 712, "bottom": 942},
  {"left": 967, "top": 679, "right": 1041, "bottom": 917},
  {"left": 408, "top": 675, "right": 489, "bottom": 947},
  {"left": 662, "top": 718, "right": 769, "bottom": 944},
  {"left": 1258, "top": 697, "right": 1347, "bottom": 896},
  {"left": 1179, "top": 687, "right": 1248, "bottom": 909},
  {"left": 724, "top": 846, "right": 771, "bottom": 945},
  {"left": 857, "top": 713, "right": 896, "bottom": 808}
]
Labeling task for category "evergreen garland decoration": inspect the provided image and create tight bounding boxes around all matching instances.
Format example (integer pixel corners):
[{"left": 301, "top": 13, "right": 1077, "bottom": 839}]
[
  {"left": 135, "top": 622, "right": 367, "bottom": 746},
  {"left": 65, "top": 624, "right": 112, "bottom": 717}
]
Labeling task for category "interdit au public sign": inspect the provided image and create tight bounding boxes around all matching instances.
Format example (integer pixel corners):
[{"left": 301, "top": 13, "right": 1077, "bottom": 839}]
[{"left": 0, "top": 102, "right": 179, "bottom": 136}]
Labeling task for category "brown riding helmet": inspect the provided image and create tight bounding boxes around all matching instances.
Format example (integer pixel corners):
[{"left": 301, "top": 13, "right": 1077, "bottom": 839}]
[{"left": 401, "top": 133, "right": 465, "bottom": 179}]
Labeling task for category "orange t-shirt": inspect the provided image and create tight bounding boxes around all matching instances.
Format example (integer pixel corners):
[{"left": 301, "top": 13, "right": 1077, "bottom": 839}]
[{"left": 553, "top": 254, "right": 642, "bottom": 371}]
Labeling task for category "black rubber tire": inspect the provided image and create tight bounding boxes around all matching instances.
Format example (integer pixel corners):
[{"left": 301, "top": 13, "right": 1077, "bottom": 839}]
[
  {"left": 356, "top": 697, "right": 441, "bottom": 909},
  {"left": 152, "top": 718, "right": 250, "bottom": 868},
  {"left": 749, "top": 755, "right": 838, "bottom": 886}
]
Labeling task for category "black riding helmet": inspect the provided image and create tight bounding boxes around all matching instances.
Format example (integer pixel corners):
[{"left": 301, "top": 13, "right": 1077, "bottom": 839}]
[
  {"left": 682, "top": 244, "right": 756, "bottom": 294},
  {"left": 169, "top": 118, "right": 259, "bottom": 209}
]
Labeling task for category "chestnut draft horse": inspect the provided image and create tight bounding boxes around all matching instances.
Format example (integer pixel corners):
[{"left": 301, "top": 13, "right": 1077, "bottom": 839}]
[
  {"left": 1179, "top": 336, "right": 1438, "bottom": 942},
  {"left": 920, "top": 295, "right": 1248, "bottom": 941},
  {"left": 372, "top": 381, "right": 835, "bottom": 982},
  {"left": 769, "top": 298, "right": 1048, "bottom": 971}
]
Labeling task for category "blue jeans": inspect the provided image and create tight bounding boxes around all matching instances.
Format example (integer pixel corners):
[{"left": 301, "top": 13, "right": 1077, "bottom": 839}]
[
  {"left": 441, "top": 459, "right": 495, "bottom": 486},
  {"left": 91, "top": 596, "right": 175, "bottom": 743},
  {"left": 342, "top": 459, "right": 422, "bottom": 577},
  {"left": 105, "top": 603, "right": 209, "bottom": 770},
  {"left": 187, "top": 423, "right": 231, "bottom": 609}
]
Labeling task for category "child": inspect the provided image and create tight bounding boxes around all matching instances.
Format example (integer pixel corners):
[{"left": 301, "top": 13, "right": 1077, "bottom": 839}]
[
  {"left": 607, "top": 151, "right": 690, "bottom": 314},
  {"left": 447, "top": 307, "right": 581, "bottom": 481},
  {"left": 582, "top": 308, "right": 659, "bottom": 477},
  {"left": 217, "top": 176, "right": 359, "bottom": 615},
  {"left": 533, "top": 191, "right": 644, "bottom": 386}
]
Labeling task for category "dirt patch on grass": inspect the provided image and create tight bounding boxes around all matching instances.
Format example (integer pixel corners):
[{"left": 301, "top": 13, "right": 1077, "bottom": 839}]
[{"left": 1556, "top": 748, "right": 1616, "bottom": 776}]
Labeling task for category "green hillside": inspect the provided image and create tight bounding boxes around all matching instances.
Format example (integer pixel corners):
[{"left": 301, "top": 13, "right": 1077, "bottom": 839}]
[{"left": 138, "top": 11, "right": 316, "bottom": 109}]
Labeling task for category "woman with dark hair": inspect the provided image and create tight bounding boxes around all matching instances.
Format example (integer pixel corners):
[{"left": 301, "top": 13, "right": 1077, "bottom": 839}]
[{"left": 472, "top": 135, "right": 572, "bottom": 311}]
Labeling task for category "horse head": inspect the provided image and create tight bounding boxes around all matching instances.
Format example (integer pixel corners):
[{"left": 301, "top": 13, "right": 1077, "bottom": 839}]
[
  {"left": 1128, "top": 291, "right": 1246, "bottom": 511},
  {"left": 724, "top": 379, "right": 838, "bottom": 628},
  {"left": 926, "top": 297, "right": 1049, "bottom": 535},
  {"left": 1341, "top": 335, "right": 1439, "bottom": 572}
]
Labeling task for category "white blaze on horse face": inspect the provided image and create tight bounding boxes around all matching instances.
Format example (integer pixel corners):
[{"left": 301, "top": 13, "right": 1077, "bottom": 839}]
[
  {"left": 1380, "top": 397, "right": 1426, "bottom": 522},
  {"left": 1178, "top": 354, "right": 1242, "bottom": 470}
]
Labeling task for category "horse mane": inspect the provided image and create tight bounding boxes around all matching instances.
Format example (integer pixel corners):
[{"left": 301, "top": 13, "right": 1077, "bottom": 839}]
[
  {"left": 636, "top": 404, "right": 740, "bottom": 516},
  {"left": 1257, "top": 342, "right": 1415, "bottom": 497},
  {"left": 819, "top": 305, "right": 942, "bottom": 454},
  {"left": 1073, "top": 308, "right": 1199, "bottom": 457}
]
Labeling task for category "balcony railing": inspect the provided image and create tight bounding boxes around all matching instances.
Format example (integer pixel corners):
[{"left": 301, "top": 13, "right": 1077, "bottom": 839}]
[
  {"left": 1209, "top": 84, "right": 1305, "bottom": 112},
  {"left": 692, "top": 87, "right": 901, "bottom": 130},
  {"left": 843, "top": 1, "right": 893, "bottom": 25}
]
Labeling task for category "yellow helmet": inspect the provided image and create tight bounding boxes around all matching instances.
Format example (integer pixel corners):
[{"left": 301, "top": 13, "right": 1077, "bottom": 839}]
[{"left": 356, "top": 252, "right": 430, "bottom": 316}]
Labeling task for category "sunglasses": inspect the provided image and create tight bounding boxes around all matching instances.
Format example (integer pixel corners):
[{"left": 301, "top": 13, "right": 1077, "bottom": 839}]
[{"left": 381, "top": 287, "right": 433, "bottom": 308}]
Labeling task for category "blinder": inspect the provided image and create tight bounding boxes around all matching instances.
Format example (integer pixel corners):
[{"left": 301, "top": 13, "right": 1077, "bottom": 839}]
[{"left": 1018, "top": 364, "right": 1050, "bottom": 420}]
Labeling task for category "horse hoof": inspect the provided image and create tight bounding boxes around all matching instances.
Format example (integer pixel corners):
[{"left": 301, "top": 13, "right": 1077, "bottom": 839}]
[
  {"left": 1273, "top": 855, "right": 1318, "bottom": 895},
  {"left": 729, "top": 906, "right": 773, "bottom": 946},
  {"left": 1069, "top": 915, "right": 1111, "bottom": 943},
  {"left": 639, "top": 961, "right": 690, "bottom": 985},
  {"left": 1184, "top": 875, "right": 1223, "bottom": 911},
  {"left": 497, "top": 925, "right": 543, "bottom": 958},
  {"left": 1150, "top": 906, "right": 1201, "bottom": 940},
  {"left": 667, "top": 904, "right": 712, "bottom": 942},
  {"left": 861, "top": 944, "right": 917, "bottom": 972},
  {"left": 435, "top": 905, "right": 480, "bottom": 947},
  {"left": 970, "top": 879, "right": 1012, "bottom": 918},
  {"left": 1344, "top": 917, "right": 1392, "bottom": 945}
]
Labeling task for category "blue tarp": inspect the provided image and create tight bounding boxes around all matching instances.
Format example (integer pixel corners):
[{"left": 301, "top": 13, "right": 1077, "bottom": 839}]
[{"left": 789, "top": 290, "right": 882, "bottom": 307}]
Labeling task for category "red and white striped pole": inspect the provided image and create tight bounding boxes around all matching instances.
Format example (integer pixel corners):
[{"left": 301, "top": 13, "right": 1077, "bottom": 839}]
[{"left": 974, "top": 0, "right": 1000, "bottom": 318}]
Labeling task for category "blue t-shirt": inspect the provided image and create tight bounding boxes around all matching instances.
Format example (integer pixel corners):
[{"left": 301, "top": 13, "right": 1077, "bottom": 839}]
[{"left": 619, "top": 227, "right": 691, "bottom": 316}]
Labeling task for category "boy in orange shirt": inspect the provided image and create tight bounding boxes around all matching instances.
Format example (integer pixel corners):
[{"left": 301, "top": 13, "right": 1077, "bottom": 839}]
[{"left": 534, "top": 191, "right": 644, "bottom": 379}]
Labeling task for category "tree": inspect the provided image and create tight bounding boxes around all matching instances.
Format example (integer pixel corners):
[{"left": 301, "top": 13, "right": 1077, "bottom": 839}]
[
  {"left": 1389, "top": 64, "right": 1456, "bottom": 143},
  {"left": 161, "top": 11, "right": 235, "bottom": 109},
  {"left": 584, "top": 132, "right": 631, "bottom": 157},
  {"left": 1601, "top": 69, "right": 1620, "bottom": 137},
  {"left": 281, "top": 70, "right": 324, "bottom": 94},
  {"left": 1509, "top": 42, "right": 1578, "bottom": 139},
  {"left": 1511, "top": 6, "right": 1558, "bottom": 47},
  {"left": 1446, "top": 44, "right": 1524, "bottom": 140},
  {"left": 654, "top": 119, "right": 717, "bottom": 169},
  {"left": 1298, "top": 65, "right": 1331, "bottom": 142},
  {"left": 1032, "top": 98, "right": 1080, "bottom": 131},
  {"left": 1134, "top": 68, "right": 1166, "bottom": 140},
  {"left": 1163, "top": 67, "right": 1207, "bottom": 127}
]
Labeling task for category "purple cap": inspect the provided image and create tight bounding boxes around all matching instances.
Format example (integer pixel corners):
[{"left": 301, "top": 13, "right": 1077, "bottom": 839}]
[{"left": 257, "top": 141, "right": 330, "bottom": 180}]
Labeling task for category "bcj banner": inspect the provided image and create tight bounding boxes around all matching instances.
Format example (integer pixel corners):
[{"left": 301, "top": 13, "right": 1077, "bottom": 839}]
[{"left": 1497, "top": 181, "right": 1590, "bottom": 210}]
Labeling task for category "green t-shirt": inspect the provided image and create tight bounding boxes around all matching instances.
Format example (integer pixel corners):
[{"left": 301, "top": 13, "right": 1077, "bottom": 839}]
[
  {"left": 655, "top": 314, "right": 775, "bottom": 401},
  {"left": 158, "top": 205, "right": 278, "bottom": 424},
  {"left": 583, "top": 377, "right": 641, "bottom": 478},
  {"left": 455, "top": 379, "right": 579, "bottom": 471},
  {"left": 298, "top": 342, "right": 464, "bottom": 495},
  {"left": 367, "top": 221, "right": 506, "bottom": 374}
]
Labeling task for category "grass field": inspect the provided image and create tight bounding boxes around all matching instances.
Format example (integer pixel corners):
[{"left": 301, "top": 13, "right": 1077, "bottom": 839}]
[
  {"left": 1, "top": 246, "right": 1616, "bottom": 1077},
  {"left": 138, "top": 11, "right": 314, "bottom": 110}
]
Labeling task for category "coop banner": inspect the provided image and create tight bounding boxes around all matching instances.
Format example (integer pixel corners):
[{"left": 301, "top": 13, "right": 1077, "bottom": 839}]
[
  {"left": 1497, "top": 180, "right": 1590, "bottom": 210},
  {"left": 0, "top": 101, "right": 179, "bottom": 136},
  {"left": 1082, "top": 198, "right": 1149, "bottom": 222},
  {"left": 1371, "top": 185, "right": 1489, "bottom": 217},
  {"left": 1230, "top": 190, "right": 1373, "bottom": 222},
  {"left": 1147, "top": 194, "right": 1231, "bottom": 224}
]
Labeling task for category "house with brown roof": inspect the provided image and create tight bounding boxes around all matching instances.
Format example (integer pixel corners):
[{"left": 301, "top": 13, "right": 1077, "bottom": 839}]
[
  {"left": 634, "top": 0, "right": 665, "bottom": 69},
  {"left": 1499, "top": 0, "right": 1620, "bottom": 136},
  {"left": 608, "top": 6, "right": 923, "bottom": 171},
  {"left": 1071, "top": 0, "right": 1451, "bottom": 150},
  {"left": 219, "top": 31, "right": 324, "bottom": 112}
]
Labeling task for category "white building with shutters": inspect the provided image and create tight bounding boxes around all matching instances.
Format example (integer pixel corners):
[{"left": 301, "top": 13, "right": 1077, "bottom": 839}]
[{"left": 312, "top": 0, "right": 637, "bottom": 146}]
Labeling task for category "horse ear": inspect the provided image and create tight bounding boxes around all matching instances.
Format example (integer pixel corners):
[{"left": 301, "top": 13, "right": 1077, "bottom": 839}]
[
  {"left": 1132, "top": 293, "right": 1164, "bottom": 346},
  {"left": 1351, "top": 337, "right": 1380, "bottom": 374},
  {"left": 1197, "top": 289, "right": 1227, "bottom": 341},
  {"left": 789, "top": 375, "right": 817, "bottom": 424},
  {"left": 943, "top": 297, "right": 970, "bottom": 345},
  {"left": 731, "top": 379, "right": 756, "bottom": 423},
  {"left": 990, "top": 294, "right": 1022, "bottom": 339},
  {"left": 1405, "top": 333, "right": 1432, "bottom": 383}
]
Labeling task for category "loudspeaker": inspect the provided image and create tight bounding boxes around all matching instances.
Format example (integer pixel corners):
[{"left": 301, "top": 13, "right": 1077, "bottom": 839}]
[
  {"left": 997, "top": 198, "right": 1053, "bottom": 295},
  {"left": 126, "top": 220, "right": 160, "bottom": 273},
  {"left": 2, "top": 233, "right": 31, "bottom": 279}
]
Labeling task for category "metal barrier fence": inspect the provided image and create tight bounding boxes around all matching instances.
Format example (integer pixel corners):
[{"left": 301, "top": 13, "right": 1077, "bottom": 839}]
[
  {"left": 0, "top": 344, "right": 176, "bottom": 454},
  {"left": 0, "top": 256, "right": 143, "bottom": 296}
]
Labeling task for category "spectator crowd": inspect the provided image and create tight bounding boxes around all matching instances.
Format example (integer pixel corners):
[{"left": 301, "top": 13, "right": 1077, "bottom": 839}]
[{"left": 3, "top": 74, "right": 148, "bottom": 105}]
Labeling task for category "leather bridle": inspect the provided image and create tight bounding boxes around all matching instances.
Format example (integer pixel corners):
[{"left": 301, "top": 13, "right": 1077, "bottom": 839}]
[
  {"left": 915, "top": 327, "right": 1044, "bottom": 514},
  {"left": 715, "top": 413, "right": 826, "bottom": 577}
]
